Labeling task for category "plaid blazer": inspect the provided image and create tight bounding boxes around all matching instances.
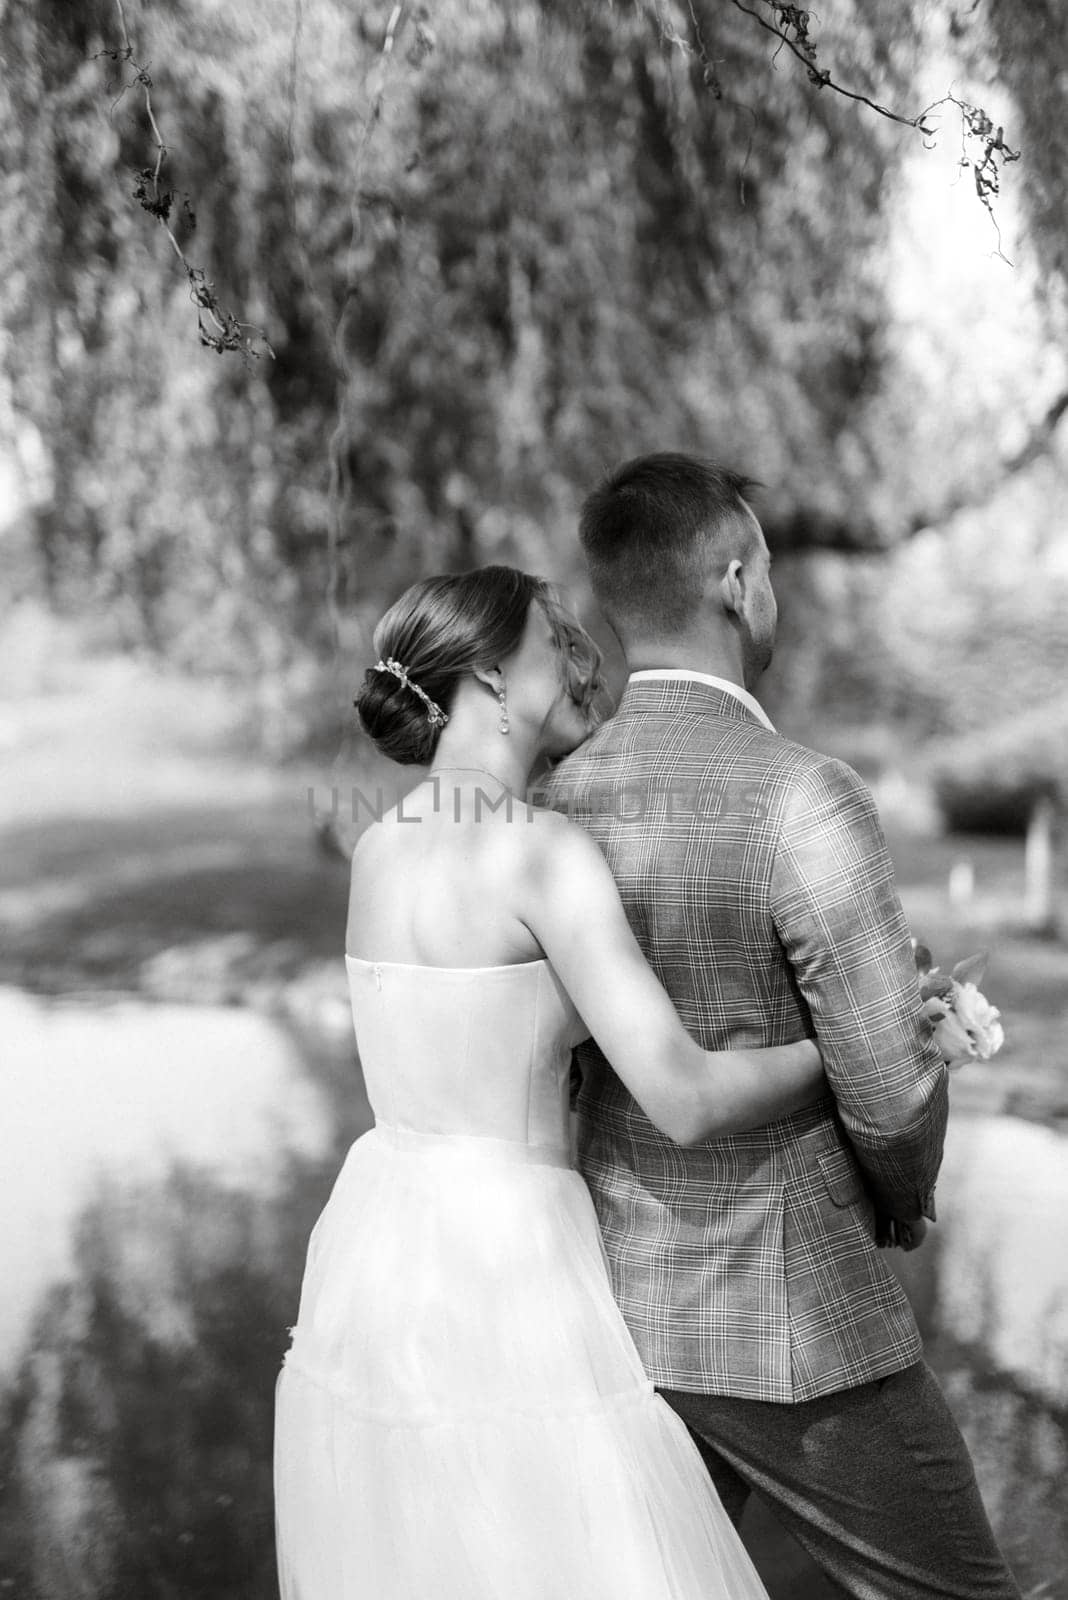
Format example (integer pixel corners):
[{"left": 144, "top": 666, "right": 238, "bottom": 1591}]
[{"left": 544, "top": 677, "right": 948, "bottom": 1403}]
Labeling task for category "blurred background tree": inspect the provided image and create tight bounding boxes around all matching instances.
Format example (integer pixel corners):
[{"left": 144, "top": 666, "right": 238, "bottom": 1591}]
[{"left": 1, "top": 0, "right": 1065, "bottom": 789}]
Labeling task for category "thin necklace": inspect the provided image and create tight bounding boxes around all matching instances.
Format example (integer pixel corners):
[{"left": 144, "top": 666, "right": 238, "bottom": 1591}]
[{"left": 429, "top": 765, "right": 515, "bottom": 789}]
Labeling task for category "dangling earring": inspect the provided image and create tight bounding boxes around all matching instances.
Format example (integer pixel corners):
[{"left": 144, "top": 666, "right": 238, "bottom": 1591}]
[{"left": 496, "top": 680, "right": 510, "bottom": 735}]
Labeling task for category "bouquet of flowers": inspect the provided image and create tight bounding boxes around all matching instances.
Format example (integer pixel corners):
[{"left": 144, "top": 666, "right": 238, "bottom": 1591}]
[
  {"left": 912, "top": 941, "right": 1006, "bottom": 1070},
  {"left": 877, "top": 942, "right": 1005, "bottom": 1252}
]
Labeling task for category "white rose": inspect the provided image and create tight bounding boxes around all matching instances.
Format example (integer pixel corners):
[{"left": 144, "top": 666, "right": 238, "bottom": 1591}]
[
  {"left": 951, "top": 981, "right": 1005, "bottom": 1061},
  {"left": 922, "top": 997, "right": 978, "bottom": 1071}
]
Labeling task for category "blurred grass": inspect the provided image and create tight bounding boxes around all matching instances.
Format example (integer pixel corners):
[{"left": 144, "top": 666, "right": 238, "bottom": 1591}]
[{"left": 0, "top": 801, "right": 349, "bottom": 995}]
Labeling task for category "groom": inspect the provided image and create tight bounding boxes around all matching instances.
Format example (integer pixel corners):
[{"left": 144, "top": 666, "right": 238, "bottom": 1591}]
[{"left": 545, "top": 453, "right": 1021, "bottom": 1599}]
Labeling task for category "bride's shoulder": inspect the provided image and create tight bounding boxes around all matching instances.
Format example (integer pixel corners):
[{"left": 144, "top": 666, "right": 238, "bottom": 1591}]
[{"left": 515, "top": 803, "right": 610, "bottom": 884}]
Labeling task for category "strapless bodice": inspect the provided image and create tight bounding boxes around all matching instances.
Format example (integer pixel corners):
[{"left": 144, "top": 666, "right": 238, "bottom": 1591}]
[{"left": 345, "top": 957, "right": 588, "bottom": 1154}]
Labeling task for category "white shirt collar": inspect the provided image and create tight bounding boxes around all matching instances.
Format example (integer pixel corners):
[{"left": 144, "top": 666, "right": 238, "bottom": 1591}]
[{"left": 627, "top": 669, "right": 776, "bottom": 732}]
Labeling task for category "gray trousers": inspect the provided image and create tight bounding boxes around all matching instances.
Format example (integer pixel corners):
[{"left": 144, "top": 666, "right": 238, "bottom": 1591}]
[{"left": 660, "top": 1362, "right": 1022, "bottom": 1600}]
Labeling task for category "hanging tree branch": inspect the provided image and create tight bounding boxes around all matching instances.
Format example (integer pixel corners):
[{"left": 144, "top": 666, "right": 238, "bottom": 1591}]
[
  {"left": 650, "top": 0, "right": 1020, "bottom": 248},
  {"left": 923, "top": 93, "right": 1019, "bottom": 260},
  {"left": 323, "top": 3, "right": 411, "bottom": 664},
  {"left": 285, "top": 1, "right": 435, "bottom": 855},
  {"left": 96, "top": 0, "right": 274, "bottom": 359},
  {"left": 282, "top": 3, "right": 430, "bottom": 687},
  {"left": 726, "top": 0, "right": 929, "bottom": 130}
]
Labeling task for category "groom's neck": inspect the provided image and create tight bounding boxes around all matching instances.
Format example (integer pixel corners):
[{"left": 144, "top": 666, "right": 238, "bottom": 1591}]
[{"left": 625, "top": 631, "right": 747, "bottom": 688}]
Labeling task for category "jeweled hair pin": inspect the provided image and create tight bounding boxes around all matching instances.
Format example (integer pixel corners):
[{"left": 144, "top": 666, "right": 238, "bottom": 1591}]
[{"left": 372, "top": 657, "right": 449, "bottom": 727}]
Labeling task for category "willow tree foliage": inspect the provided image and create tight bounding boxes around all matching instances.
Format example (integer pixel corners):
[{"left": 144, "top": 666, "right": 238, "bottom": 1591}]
[{"left": 0, "top": 0, "right": 1056, "bottom": 683}]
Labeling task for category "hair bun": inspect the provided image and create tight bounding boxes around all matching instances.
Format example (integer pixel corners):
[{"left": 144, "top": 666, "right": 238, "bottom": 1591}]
[
  {"left": 355, "top": 669, "right": 441, "bottom": 765},
  {"left": 352, "top": 566, "right": 578, "bottom": 769}
]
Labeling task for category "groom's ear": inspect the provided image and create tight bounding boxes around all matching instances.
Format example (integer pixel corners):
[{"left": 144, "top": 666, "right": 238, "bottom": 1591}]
[{"left": 718, "top": 559, "right": 745, "bottom": 617}]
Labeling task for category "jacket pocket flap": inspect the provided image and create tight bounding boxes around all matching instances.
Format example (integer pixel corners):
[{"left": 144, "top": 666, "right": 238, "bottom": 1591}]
[{"left": 817, "top": 1148, "right": 865, "bottom": 1208}]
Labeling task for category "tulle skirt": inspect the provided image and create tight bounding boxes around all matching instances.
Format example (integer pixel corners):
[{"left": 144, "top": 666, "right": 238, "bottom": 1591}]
[{"left": 274, "top": 1125, "right": 769, "bottom": 1599}]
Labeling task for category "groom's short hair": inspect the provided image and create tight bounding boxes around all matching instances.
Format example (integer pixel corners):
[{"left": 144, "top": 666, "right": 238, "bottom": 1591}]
[{"left": 579, "top": 452, "right": 760, "bottom": 637}]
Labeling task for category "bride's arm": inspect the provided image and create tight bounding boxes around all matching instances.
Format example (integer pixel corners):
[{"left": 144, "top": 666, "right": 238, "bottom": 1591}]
[{"left": 519, "top": 812, "right": 825, "bottom": 1146}]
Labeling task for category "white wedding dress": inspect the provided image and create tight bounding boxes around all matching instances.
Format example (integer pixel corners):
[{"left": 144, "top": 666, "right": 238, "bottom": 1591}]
[{"left": 274, "top": 956, "right": 769, "bottom": 1600}]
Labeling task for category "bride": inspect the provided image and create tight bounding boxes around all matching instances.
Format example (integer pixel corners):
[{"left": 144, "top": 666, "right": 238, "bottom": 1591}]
[{"left": 274, "top": 565, "right": 826, "bottom": 1599}]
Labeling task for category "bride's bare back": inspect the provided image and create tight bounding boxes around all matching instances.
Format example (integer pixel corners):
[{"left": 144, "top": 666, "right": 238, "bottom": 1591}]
[{"left": 346, "top": 778, "right": 546, "bottom": 968}]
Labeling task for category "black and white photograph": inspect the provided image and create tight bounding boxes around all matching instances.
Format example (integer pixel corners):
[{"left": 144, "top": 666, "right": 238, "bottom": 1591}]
[{"left": 1, "top": 2, "right": 1065, "bottom": 1596}]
